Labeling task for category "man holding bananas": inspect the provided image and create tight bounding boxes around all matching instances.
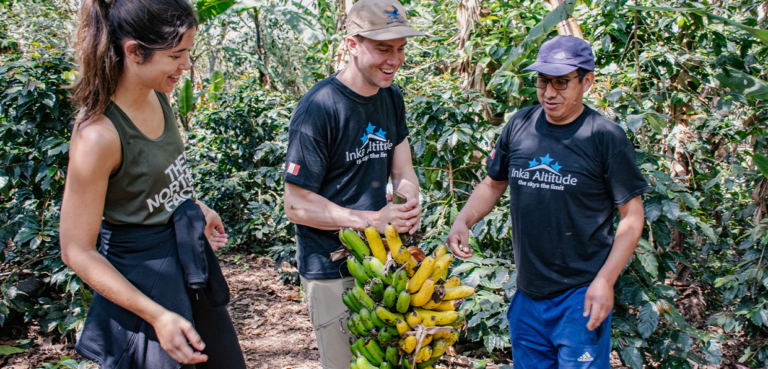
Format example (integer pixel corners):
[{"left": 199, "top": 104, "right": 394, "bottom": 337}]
[
  {"left": 447, "top": 36, "right": 649, "bottom": 368},
  {"left": 283, "top": 0, "right": 423, "bottom": 367}
]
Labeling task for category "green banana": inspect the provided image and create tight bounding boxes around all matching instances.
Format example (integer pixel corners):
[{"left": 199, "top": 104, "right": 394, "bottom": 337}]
[
  {"left": 360, "top": 308, "right": 375, "bottom": 331},
  {"left": 350, "top": 360, "right": 360, "bottom": 369},
  {"left": 347, "top": 317, "right": 360, "bottom": 336},
  {"left": 385, "top": 345, "right": 399, "bottom": 366},
  {"left": 356, "top": 344, "right": 379, "bottom": 368},
  {"left": 343, "top": 291, "right": 362, "bottom": 313},
  {"left": 378, "top": 328, "right": 394, "bottom": 345},
  {"left": 363, "top": 257, "right": 377, "bottom": 279},
  {"left": 356, "top": 355, "right": 378, "bottom": 369},
  {"left": 369, "top": 257, "right": 393, "bottom": 285},
  {"left": 383, "top": 285, "right": 397, "bottom": 309},
  {"left": 396, "top": 290, "right": 411, "bottom": 314},
  {"left": 370, "top": 307, "right": 388, "bottom": 329},
  {"left": 379, "top": 362, "right": 391, "bottom": 369},
  {"left": 375, "top": 305, "right": 405, "bottom": 326},
  {"left": 369, "top": 278, "right": 385, "bottom": 301},
  {"left": 347, "top": 257, "right": 370, "bottom": 285},
  {"left": 352, "top": 313, "right": 369, "bottom": 335},
  {"left": 340, "top": 228, "right": 370, "bottom": 261},
  {"left": 354, "top": 285, "right": 377, "bottom": 311},
  {"left": 365, "top": 339, "right": 385, "bottom": 364},
  {"left": 394, "top": 268, "right": 408, "bottom": 294}
]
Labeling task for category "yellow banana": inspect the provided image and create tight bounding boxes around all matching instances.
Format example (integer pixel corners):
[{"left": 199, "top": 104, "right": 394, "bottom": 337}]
[
  {"left": 404, "top": 256, "right": 417, "bottom": 277},
  {"left": 421, "top": 299, "right": 440, "bottom": 310},
  {"left": 433, "top": 244, "right": 447, "bottom": 260},
  {"left": 431, "top": 329, "right": 454, "bottom": 340},
  {"left": 386, "top": 224, "right": 410, "bottom": 264},
  {"left": 408, "top": 255, "right": 437, "bottom": 293},
  {"left": 443, "top": 286, "right": 474, "bottom": 300},
  {"left": 430, "top": 338, "right": 448, "bottom": 358},
  {"left": 434, "top": 299, "right": 464, "bottom": 311},
  {"left": 405, "top": 310, "right": 422, "bottom": 329},
  {"left": 399, "top": 336, "right": 417, "bottom": 354},
  {"left": 364, "top": 226, "right": 388, "bottom": 264},
  {"left": 409, "top": 277, "right": 436, "bottom": 307},
  {"left": 415, "top": 307, "right": 459, "bottom": 326},
  {"left": 395, "top": 318, "right": 411, "bottom": 336},
  {"left": 415, "top": 345, "right": 433, "bottom": 363},
  {"left": 421, "top": 334, "right": 433, "bottom": 347},
  {"left": 446, "top": 330, "right": 460, "bottom": 346},
  {"left": 429, "top": 254, "right": 453, "bottom": 282},
  {"left": 444, "top": 275, "right": 461, "bottom": 288}
]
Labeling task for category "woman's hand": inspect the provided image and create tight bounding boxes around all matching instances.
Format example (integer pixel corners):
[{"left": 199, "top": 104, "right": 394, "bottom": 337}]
[
  {"left": 196, "top": 201, "right": 228, "bottom": 250},
  {"left": 152, "top": 310, "right": 208, "bottom": 364}
]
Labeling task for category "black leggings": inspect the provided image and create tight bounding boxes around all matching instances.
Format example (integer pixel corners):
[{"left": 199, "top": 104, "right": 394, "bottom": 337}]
[{"left": 184, "top": 288, "right": 246, "bottom": 369}]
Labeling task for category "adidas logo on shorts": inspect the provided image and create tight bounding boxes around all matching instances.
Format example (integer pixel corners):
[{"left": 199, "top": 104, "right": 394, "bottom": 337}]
[{"left": 577, "top": 352, "right": 594, "bottom": 362}]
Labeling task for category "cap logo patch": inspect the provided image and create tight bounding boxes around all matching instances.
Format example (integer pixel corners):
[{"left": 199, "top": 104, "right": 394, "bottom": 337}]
[
  {"left": 554, "top": 51, "right": 567, "bottom": 60},
  {"left": 384, "top": 5, "right": 404, "bottom": 24}
]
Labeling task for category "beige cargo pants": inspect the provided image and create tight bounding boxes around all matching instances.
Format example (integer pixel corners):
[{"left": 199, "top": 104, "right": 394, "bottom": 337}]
[{"left": 301, "top": 276, "right": 356, "bottom": 369}]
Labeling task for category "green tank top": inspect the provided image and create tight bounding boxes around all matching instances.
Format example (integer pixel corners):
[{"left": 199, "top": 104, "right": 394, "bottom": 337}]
[{"left": 103, "top": 91, "right": 195, "bottom": 225}]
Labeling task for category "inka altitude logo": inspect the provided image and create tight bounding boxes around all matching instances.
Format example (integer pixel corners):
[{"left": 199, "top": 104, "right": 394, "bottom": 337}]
[
  {"left": 346, "top": 122, "right": 393, "bottom": 164},
  {"left": 384, "top": 6, "right": 404, "bottom": 24},
  {"left": 512, "top": 153, "right": 578, "bottom": 191}
]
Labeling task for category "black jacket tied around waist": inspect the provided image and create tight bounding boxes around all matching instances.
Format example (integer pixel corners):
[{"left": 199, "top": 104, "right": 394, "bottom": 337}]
[{"left": 75, "top": 200, "right": 230, "bottom": 369}]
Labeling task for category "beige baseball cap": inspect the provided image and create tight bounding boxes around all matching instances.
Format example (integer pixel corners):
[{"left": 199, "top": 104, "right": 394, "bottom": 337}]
[{"left": 346, "top": 0, "right": 425, "bottom": 40}]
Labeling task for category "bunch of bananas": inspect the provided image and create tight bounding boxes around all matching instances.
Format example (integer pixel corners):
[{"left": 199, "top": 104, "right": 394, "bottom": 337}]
[{"left": 340, "top": 224, "right": 475, "bottom": 369}]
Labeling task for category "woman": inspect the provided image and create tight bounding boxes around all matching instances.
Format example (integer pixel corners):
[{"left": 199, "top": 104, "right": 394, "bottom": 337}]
[{"left": 59, "top": 0, "right": 246, "bottom": 368}]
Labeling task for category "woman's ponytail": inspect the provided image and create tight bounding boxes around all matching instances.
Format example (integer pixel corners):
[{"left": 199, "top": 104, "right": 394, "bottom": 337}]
[
  {"left": 70, "top": 0, "right": 119, "bottom": 126},
  {"left": 70, "top": 0, "right": 198, "bottom": 126}
]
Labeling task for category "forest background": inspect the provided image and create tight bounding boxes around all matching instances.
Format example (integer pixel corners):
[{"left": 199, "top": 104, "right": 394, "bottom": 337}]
[{"left": 2, "top": 0, "right": 768, "bottom": 367}]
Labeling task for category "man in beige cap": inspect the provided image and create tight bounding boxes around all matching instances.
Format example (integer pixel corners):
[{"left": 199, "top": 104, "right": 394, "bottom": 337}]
[{"left": 282, "top": 0, "right": 424, "bottom": 367}]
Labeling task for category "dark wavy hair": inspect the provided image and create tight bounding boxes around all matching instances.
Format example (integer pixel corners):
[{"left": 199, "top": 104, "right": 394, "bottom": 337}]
[{"left": 70, "top": 0, "right": 198, "bottom": 126}]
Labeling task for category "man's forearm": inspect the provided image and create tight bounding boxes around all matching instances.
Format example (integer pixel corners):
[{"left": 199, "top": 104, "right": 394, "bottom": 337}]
[
  {"left": 455, "top": 176, "right": 508, "bottom": 227},
  {"left": 595, "top": 196, "right": 645, "bottom": 285},
  {"left": 284, "top": 184, "right": 373, "bottom": 230}
]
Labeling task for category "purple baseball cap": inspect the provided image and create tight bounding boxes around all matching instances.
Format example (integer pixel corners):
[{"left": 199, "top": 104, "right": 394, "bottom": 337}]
[{"left": 523, "top": 35, "right": 595, "bottom": 76}]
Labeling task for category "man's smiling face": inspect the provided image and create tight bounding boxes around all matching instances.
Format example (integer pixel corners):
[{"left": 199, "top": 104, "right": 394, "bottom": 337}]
[{"left": 352, "top": 36, "right": 407, "bottom": 90}]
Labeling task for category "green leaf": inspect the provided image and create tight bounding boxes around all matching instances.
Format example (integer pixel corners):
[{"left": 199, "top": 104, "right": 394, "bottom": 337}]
[
  {"left": 754, "top": 154, "right": 768, "bottom": 180},
  {"left": 451, "top": 262, "right": 478, "bottom": 276},
  {"left": 644, "top": 198, "right": 662, "bottom": 222},
  {"left": 208, "top": 70, "right": 225, "bottom": 95},
  {"left": 196, "top": 0, "right": 236, "bottom": 24},
  {"left": 637, "top": 251, "right": 659, "bottom": 279},
  {"left": 619, "top": 344, "right": 644, "bottom": 369},
  {"left": 697, "top": 220, "right": 717, "bottom": 242},
  {"left": 178, "top": 79, "right": 194, "bottom": 117},
  {"left": 0, "top": 345, "right": 26, "bottom": 355},
  {"left": 638, "top": 302, "right": 660, "bottom": 338},
  {"left": 662, "top": 199, "right": 680, "bottom": 220},
  {"left": 716, "top": 69, "right": 768, "bottom": 100},
  {"left": 626, "top": 114, "right": 645, "bottom": 133}
]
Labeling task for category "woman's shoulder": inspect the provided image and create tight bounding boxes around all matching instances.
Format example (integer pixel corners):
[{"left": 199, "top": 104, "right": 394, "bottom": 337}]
[{"left": 70, "top": 113, "right": 122, "bottom": 169}]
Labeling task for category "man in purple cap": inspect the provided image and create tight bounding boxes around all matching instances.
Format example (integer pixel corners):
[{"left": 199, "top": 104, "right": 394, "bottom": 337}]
[
  {"left": 283, "top": 0, "right": 424, "bottom": 367},
  {"left": 447, "top": 35, "right": 649, "bottom": 367}
]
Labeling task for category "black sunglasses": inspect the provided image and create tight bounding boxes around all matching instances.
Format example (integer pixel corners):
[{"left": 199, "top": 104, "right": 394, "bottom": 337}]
[{"left": 535, "top": 76, "right": 579, "bottom": 90}]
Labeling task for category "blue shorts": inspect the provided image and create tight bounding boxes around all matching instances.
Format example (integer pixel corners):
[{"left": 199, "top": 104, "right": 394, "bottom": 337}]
[{"left": 506, "top": 286, "right": 612, "bottom": 369}]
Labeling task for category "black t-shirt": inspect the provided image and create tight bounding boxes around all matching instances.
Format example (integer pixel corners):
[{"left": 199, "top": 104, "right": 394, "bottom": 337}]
[
  {"left": 487, "top": 105, "right": 649, "bottom": 299},
  {"left": 284, "top": 75, "right": 409, "bottom": 279}
]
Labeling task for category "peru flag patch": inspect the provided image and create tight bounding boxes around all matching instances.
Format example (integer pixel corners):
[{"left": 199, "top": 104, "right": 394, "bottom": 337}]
[
  {"left": 490, "top": 149, "right": 496, "bottom": 159},
  {"left": 286, "top": 162, "right": 300, "bottom": 175}
]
